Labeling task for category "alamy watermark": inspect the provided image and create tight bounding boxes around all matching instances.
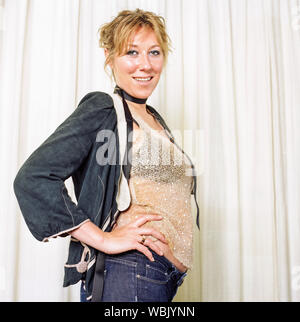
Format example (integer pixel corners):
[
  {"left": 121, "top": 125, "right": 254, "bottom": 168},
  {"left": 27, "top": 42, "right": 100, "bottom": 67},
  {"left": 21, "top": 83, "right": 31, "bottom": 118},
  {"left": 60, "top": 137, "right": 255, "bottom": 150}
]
[
  {"left": 292, "top": 6, "right": 300, "bottom": 31},
  {"left": 95, "top": 128, "right": 205, "bottom": 176}
]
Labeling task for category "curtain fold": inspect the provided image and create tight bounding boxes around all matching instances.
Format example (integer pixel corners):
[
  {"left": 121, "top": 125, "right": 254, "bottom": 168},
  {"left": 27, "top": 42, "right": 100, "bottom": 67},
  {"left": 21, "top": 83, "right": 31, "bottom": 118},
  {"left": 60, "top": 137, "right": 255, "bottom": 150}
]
[{"left": 0, "top": 0, "right": 299, "bottom": 302}]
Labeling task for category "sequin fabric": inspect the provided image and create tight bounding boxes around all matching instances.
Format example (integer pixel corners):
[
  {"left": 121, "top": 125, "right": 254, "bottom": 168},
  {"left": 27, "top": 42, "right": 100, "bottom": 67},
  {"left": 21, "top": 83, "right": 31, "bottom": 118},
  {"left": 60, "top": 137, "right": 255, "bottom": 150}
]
[{"left": 115, "top": 111, "right": 194, "bottom": 269}]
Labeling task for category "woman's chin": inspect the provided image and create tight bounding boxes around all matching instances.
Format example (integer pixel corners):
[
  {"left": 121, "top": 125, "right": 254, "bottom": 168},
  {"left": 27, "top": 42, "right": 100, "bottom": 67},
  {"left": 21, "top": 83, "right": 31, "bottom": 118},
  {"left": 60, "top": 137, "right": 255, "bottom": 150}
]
[{"left": 131, "top": 87, "right": 155, "bottom": 99}]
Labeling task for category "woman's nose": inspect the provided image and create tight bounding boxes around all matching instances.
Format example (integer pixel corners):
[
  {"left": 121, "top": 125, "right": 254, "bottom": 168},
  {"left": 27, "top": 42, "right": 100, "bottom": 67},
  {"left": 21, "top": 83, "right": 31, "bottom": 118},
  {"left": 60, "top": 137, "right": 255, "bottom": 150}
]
[{"left": 138, "top": 53, "right": 151, "bottom": 70}]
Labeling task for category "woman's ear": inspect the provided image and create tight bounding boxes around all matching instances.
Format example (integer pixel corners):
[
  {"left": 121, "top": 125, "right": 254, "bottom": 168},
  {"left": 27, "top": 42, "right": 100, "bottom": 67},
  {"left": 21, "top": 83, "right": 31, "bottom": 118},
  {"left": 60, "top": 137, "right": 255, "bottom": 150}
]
[{"left": 104, "top": 48, "right": 109, "bottom": 59}]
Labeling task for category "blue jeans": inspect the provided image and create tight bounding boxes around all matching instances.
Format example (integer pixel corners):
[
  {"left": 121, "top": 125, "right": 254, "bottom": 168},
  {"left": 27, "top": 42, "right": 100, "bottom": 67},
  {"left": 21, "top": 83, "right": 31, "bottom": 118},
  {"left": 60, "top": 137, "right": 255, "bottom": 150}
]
[{"left": 81, "top": 248, "right": 187, "bottom": 302}]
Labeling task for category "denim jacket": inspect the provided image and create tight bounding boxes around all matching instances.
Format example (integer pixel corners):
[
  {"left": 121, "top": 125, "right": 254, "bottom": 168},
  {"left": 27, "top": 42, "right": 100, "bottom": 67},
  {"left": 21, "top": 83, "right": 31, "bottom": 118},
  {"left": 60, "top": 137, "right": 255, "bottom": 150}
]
[{"left": 13, "top": 91, "right": 200, "bottom": 300}]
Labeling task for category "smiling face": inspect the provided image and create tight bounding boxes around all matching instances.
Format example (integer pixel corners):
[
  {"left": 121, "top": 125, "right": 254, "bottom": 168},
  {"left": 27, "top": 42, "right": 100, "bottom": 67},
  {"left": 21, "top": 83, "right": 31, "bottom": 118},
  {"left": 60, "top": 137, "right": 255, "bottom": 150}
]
[{"left": 108, "top": 26, "right": 164, "bottom": 99}]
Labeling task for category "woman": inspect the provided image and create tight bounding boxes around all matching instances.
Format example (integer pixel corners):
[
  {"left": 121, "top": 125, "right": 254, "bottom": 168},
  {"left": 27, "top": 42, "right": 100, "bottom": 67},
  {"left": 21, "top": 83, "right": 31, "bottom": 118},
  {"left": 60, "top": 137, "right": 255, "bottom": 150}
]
[{"left": 14, "top": 9, "right": 199, "bottom": 302}]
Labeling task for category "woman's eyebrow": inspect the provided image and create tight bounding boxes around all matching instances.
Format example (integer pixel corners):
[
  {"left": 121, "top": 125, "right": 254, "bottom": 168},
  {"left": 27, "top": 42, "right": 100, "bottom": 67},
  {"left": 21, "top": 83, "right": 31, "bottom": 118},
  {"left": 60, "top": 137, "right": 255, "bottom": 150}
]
[{"left": 128, "top": 44, "right": 161, "bottom": 49}]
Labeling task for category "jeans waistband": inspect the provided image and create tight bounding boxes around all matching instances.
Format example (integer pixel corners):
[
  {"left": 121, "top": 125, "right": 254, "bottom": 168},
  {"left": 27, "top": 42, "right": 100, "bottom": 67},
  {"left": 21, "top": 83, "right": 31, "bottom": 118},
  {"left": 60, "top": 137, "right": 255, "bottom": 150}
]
[{"left": 106, "top": 248, "right": 187, "bottom": 286}]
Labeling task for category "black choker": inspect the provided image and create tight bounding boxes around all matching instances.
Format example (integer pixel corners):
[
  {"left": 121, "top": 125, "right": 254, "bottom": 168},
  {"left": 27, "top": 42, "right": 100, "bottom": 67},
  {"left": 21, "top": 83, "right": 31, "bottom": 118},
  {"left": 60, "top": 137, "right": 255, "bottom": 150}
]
[{"left": 114, "top": 85, "right": 147, "bottom": 104}]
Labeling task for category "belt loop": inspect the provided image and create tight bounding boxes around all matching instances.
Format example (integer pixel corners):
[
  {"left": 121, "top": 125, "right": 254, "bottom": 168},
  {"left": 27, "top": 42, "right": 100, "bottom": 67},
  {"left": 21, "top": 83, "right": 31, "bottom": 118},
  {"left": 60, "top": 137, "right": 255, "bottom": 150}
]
[{"left": 176, "top": 272, "right": 187, "bottom": 286}]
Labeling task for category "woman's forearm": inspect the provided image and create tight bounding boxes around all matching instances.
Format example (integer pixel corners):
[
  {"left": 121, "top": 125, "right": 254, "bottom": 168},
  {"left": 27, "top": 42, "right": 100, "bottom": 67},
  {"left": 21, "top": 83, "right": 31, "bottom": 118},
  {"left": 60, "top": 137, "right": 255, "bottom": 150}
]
[{"left": 69, "top": 220, "right": 106, "bottom": 251}]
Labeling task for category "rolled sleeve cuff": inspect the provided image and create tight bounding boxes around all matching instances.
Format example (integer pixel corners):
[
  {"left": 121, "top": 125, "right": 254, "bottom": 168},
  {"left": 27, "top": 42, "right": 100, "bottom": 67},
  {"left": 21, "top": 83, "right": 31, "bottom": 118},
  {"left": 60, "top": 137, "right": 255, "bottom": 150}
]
[{"left": 42, "top": 219, "right": 91, "bottom": 242}]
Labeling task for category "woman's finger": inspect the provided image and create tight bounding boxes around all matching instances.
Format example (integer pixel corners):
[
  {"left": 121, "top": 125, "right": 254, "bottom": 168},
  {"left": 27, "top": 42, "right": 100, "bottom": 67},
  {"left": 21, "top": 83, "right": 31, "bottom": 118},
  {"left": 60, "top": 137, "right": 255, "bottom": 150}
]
[
  {"left": 137, "top": 227, "right": 167, "bottom": 244},
  {"left": 135, "top": 242, "right": 155, "bottom": 262},
  {"left": 143, "top": 238, "right": 164, "bottom": 256},
  {"left": 131, "top": 214, "right": 163, "bottom": 228}
]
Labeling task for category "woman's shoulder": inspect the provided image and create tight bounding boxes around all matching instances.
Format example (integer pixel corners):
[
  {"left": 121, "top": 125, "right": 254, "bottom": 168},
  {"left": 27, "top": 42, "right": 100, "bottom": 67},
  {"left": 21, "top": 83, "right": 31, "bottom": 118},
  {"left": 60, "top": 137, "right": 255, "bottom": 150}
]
[
  {"left": 56, "top": 91, "right": 116, "bottom": 135},
  {"left": 77, "top": 91, "right": 114, "bottom": 110}
]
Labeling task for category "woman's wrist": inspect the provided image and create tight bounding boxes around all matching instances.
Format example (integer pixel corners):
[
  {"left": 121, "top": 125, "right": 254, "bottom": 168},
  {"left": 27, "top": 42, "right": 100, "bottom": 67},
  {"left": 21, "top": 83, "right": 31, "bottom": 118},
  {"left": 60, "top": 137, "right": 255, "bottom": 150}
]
[{"left": 69, "top": 220, "right": 106, "bottom": 252}]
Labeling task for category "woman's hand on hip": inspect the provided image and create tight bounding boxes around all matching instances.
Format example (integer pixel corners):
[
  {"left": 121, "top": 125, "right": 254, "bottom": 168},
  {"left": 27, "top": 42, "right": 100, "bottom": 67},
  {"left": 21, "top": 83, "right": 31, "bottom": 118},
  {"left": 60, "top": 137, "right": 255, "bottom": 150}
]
[{"left": 102, "top": 214, "right": 167, "bottom": 262}]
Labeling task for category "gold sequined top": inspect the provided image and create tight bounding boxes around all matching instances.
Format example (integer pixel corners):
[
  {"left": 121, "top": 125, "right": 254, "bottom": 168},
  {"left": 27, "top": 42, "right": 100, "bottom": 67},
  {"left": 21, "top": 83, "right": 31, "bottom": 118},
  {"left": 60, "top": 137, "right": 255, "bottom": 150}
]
[{"left": 115, "top": 111, "right": 194, "bottom": 269}]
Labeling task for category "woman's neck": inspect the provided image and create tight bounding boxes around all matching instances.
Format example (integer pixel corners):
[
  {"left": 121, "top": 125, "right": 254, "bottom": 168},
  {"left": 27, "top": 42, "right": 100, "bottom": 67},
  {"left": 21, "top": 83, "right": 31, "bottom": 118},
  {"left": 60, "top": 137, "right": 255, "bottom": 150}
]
[
  {"left": 114, "top": 85, "right": 147, "bottom": 104},
  {"left": 126, "top": 99, "right": 146, "bottom": 110},
  {"left": 126, "top": 100, "right": 148, "bottom": 117}
]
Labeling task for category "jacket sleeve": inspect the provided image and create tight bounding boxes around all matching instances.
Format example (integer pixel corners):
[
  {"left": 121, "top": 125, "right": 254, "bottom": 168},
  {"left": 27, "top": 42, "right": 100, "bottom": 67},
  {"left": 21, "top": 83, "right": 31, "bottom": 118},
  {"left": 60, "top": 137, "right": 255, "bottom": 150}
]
[{"left": 13, "top": 92, "right": 114, "bottom": 241}]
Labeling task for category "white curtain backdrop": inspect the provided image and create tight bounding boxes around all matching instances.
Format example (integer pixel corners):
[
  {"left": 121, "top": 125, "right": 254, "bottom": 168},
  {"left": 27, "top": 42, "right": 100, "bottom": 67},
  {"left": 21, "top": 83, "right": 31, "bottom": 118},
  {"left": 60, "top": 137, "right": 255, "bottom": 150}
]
[{"left": 0, "top": 0, "right": 299, "bottom": 302}]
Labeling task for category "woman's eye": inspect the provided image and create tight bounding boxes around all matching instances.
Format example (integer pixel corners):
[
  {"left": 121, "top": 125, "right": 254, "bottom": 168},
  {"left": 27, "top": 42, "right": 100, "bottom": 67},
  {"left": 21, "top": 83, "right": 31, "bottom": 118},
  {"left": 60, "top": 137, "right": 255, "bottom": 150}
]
[
  {"left": 127, "top": 50, "right": 138, "bottom": 56},
  {"left": 150, "top": 50, "right": 161, "bottom": 56}
]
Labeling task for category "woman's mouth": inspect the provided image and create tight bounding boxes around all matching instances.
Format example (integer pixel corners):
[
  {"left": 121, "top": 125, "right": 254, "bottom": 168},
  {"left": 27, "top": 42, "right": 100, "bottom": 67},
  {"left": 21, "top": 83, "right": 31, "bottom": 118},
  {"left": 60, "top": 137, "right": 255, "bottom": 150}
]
[{"left": 133, "top": 76, "right": 153, "bottom": 83}]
